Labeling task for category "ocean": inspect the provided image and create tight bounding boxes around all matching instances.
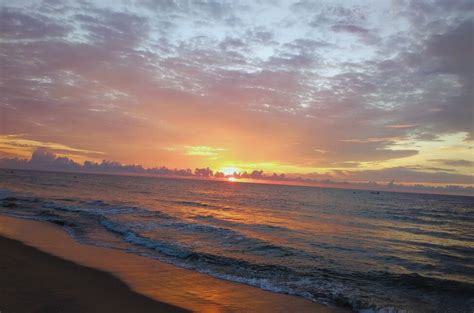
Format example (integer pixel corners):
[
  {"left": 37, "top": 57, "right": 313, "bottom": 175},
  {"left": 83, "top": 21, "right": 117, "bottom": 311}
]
[{"left": 0, "top": 169, "right": 473, "bottom": 312}]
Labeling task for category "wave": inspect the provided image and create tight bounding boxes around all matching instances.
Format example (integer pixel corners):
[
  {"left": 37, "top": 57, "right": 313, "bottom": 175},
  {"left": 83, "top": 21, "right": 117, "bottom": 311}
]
[
  {"left": 383, "top": 225, "right": 474, "bottom": 242},
  {"left": 104, "top": 217, "right": 302, "bottom": 258},
  {"left": 0, "top": 192, "right": 302, "bottom": 258},
  {"left": 40, "top": 199, "right": 174, "bottom": 220},
  {"left": 168, "top": 199, "right": 234, "bottom": 211},
  {"left": 171, "top": 200, "right": 213, "bottom": 208},
  {"left": 0, "top": 189, "right": 9, "bottom": 199},
  {"left": 98, "top": 216, "right": 474, "bottom": 312},
  {"left": 99, "top": 217, "right": 346, "bottom": 304},
  {"left": 99, "top": 218, "right": 193, "bottom": 258},
  {"left": 193, "top": 214, "right": 293, "bottom": 232}
]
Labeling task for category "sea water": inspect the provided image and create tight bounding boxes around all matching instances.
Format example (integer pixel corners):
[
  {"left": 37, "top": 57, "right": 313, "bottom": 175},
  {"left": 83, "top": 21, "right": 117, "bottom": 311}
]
[{"left": 1, "top": 169, "right": 473, "bottom": 312}]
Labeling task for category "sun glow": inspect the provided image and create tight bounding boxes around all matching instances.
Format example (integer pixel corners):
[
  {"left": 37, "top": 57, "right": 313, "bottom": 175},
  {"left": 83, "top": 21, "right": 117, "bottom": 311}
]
[
  {"left": 227, "top": 177, "right": 237, "bottom": 182},
  {"left": 220, "top": 166, "right": 239, "bottom": 176}
]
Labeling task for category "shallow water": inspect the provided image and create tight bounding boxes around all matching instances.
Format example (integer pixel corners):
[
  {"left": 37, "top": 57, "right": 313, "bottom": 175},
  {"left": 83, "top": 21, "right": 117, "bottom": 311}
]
[{"left": 1, "top": 169, "right": 473, "bottom": 312}]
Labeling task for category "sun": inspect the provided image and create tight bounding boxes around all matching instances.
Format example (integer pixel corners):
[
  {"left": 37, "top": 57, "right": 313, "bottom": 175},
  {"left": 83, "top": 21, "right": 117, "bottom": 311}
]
[
  {"left": 220, "top": 166, "right": 239, "bottom": 176},
  {"left": 227, "top": 177, "right": 237, "bottom": 182}
]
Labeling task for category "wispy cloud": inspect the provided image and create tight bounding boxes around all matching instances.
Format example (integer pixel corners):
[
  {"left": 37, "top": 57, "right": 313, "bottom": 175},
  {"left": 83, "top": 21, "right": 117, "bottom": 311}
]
[
  {"left": 384, "top": 124, "right": 417, "bottom": 129},
  {"left": 184, "top": 146, "right": 228, "bottom": 157},
  {"left": 0, "top": 134, "right": 104, "bottom": 159},
  {"left": 430, "top": 159, "right": 474, "bottom": 167}
]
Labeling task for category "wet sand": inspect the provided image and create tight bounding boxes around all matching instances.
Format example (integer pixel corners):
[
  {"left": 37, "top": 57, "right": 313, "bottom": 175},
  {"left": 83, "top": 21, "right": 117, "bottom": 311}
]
[{"left": 0, "top": 215, "right": 349, "bottom": 313}]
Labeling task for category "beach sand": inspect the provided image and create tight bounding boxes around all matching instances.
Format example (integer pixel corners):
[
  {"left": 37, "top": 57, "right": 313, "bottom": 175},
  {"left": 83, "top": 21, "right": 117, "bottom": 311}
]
[
  {"left": 0, "top": 215, "right": 349, "bottom": 313},
  {"left": 0, "top": 235, "right": 188, "bottom": 313}
]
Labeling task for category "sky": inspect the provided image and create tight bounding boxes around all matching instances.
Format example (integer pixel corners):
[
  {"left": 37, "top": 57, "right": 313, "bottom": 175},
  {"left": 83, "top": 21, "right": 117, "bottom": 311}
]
[{"left": 0, "top": 0, "right": 473, "bottom": 188}]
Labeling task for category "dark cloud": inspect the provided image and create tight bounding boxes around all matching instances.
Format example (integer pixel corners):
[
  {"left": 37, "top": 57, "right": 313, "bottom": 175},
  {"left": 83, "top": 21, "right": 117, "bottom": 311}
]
[
  {"left": 219, "top": 37, "right": 247, "bottom": 51},
  {"left": 331, "top": 24, "right": 368, "bottom": 34},
  {"left": 77, "top": 9, "right": 150, "bottom": 48},
  {"left": 0, "top": 149, "right": 81, "bottom": 172},
  {"left": 0, "top": 7, "right": 70, "bottom": 39},
  {"left": 424, "top": 20, "right": 474, "bottom": 138},
  {"left": 246, "top": 27, "right": 274, "bottom": 44},
  {"left": 136, "top": 0, "right": 181, "bottom": 12},
  {"left": 334, "top": 166, "right": 473, "bottom": 185},
  {"left": 430, "top": 159, "right": 474, "bottom": 167},
  {"left": 136, "top": 0, "right": 243, "bottom": 24}
]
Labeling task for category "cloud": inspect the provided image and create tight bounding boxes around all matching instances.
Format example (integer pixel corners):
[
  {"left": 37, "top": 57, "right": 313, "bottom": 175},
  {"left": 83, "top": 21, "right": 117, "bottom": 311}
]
[
  {"left": 328, "top": 167, "right": 473, "bottom": 185},
  {"left": 340, "top": 137, "right": 405, "bottom": 143},
  {"left": 384, "top": 124, "right": 417, "bottom": 129},
  {"left": 0, "top": 7, "right": 70, "bottom": 39},
  {"left": 0, "top": 0, "right": 472, "bottom": 177},
  {"left": 331, "top": 24, "right": 368, "bottom": 34},
  {"left": 184, "top": 146, "right": 227, "bottom": 157},
  {"left": 430, "top": 159, "right": 474, "bottom": 167},
  {"left": 419, "top": 20, "right": 474, "bottom": 138},
  {"left": 0, "top": 150, "right": 471, "bottom": 196},
  {"left": 0, "top": 134, "right": 104, "bottom": 159}
]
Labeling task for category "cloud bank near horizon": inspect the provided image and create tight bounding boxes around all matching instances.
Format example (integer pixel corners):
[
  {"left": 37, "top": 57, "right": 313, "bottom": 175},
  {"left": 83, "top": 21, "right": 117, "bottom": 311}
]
[{"left": 1, "top": 150, "right": 472, "bottom": 196}]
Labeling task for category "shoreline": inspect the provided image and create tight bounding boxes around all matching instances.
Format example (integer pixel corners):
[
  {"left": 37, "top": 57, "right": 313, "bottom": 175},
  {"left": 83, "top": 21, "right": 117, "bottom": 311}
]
[{"left": 0, "top": 215, "right": 348, "bottom": 313}]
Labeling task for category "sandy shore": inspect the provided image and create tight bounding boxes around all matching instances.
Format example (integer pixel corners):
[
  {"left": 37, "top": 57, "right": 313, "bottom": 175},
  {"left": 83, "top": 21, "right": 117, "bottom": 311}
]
[
  {"left": 0, "top": 235, "right": 188, "bottom": 313},
  {"left": 0, "top": 215, "right": 349, "bottom": 313}
]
